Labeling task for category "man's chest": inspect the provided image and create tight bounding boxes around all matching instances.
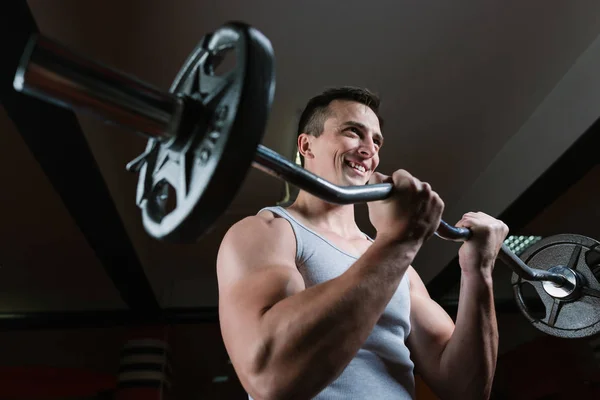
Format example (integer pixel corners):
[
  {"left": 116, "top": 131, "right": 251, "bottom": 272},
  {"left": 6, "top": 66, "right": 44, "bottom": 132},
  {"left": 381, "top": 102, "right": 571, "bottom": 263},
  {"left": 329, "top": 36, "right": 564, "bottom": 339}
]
[{"left": 319, "top": 232, "right": 372, "bottom": 258}]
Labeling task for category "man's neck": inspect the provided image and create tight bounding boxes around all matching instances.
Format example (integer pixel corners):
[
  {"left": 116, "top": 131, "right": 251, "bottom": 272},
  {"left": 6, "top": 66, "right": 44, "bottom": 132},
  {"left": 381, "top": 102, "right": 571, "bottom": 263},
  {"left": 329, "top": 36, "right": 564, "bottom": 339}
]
[{"left": 288, "top": 191, "right": 360, "bottom": 238}]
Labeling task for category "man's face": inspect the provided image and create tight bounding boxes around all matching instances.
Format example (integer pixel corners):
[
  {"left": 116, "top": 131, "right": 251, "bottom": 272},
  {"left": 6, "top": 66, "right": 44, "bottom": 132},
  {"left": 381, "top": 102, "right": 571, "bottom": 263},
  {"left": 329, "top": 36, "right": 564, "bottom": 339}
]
[{"left": 299, "top": 100, "right": 383, "bottom": 186}]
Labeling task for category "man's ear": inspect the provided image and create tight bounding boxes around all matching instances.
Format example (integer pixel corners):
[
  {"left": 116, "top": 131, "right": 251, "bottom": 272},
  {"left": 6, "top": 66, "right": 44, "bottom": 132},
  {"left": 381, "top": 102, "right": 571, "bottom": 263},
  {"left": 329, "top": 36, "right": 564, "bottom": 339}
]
[{"left": 297, "top": 133, "right": 314, "bottom": 161}]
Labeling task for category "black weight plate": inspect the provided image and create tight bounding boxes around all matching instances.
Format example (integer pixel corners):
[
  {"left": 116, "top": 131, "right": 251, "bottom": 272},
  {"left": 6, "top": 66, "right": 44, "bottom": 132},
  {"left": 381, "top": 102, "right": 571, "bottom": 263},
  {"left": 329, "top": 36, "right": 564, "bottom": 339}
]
[
  {"left": 135, "top": 22, "right": 275, "bottom": 242},
  {"left": 511, "top": 234, "right": 600, "bottom": 339}
]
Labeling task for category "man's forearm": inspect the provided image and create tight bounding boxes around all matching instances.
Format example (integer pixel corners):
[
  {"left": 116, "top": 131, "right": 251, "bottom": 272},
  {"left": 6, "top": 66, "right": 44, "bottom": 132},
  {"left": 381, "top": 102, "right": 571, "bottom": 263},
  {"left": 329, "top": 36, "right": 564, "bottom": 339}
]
[
  {"left": 439, "top": 268, "right": 498, "bottom": 399},
  {"left": 253, "top": 237, "right": 419, "bottom": 399}
]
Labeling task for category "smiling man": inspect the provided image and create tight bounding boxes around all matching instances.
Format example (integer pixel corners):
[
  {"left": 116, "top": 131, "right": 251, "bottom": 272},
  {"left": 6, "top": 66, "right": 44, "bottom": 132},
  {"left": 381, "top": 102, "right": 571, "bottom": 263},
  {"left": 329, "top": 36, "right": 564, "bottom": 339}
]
[{"left": 216, "top": 87, "right": 508, "bottom": 399}]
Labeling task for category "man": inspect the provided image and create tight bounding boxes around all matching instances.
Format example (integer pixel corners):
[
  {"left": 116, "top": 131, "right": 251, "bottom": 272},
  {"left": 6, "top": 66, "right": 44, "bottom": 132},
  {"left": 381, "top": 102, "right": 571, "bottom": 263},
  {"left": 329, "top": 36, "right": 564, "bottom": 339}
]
[{"left": 216, "top": 87, "right": 508, "bottom": 399}]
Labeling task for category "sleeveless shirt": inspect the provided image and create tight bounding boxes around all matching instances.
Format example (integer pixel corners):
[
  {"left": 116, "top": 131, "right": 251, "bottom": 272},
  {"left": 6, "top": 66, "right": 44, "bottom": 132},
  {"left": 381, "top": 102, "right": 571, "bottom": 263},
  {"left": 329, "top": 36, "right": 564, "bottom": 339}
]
[{"left": 248, "top": 206, "right": 415, "bottom": 399}]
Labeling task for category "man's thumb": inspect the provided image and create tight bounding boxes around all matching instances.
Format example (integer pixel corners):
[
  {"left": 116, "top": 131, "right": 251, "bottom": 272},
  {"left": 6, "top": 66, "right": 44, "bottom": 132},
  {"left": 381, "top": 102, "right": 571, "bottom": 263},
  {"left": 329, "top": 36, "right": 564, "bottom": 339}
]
[{"left": 369, "top": 171, "right": 390, "bottom": 185}]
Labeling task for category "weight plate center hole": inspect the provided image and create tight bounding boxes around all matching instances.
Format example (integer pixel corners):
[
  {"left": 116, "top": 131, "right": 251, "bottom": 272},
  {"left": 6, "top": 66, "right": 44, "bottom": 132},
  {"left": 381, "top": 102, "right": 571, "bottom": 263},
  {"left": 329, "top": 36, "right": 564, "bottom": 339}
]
[
  {"left": 519, "top": 281, "right": 546, "bottom": 320},
  {"left": 205, "top": 46, "right": 237, "bottom": 77},
  {"left": 155, "top": 180, "right": 178, "bottom": 218}
]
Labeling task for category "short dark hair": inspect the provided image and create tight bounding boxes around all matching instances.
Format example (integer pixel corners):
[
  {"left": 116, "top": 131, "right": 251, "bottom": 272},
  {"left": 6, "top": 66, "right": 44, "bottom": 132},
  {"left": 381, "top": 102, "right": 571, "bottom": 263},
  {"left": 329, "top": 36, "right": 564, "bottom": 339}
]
[{"left": 296, "top": 86, "right": 383, "bottom": 166}]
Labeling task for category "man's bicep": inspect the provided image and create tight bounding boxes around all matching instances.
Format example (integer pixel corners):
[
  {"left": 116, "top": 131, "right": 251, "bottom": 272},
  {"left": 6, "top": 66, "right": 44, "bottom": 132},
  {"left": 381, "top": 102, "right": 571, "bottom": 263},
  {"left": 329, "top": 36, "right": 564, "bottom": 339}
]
[
  {"left": 219, "top": 264, "right": 305, "bottom": 329},
  {"left": 216, "top": 216, "right": 305, "bottom": 373},
  {"left": 406, "top": 267, "right": 455, "bottom": 389}
]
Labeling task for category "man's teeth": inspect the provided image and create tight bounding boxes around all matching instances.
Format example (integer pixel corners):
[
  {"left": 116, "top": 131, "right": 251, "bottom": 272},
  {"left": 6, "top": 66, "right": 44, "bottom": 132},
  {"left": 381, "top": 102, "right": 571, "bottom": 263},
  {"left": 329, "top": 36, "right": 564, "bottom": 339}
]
[{"left": 347, "top": 161, "right": 366, "bottom": 173}]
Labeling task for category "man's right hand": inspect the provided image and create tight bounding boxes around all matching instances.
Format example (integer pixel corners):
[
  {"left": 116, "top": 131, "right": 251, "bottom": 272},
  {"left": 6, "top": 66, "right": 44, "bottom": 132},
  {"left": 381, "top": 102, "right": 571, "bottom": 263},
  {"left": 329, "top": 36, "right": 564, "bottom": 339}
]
[{"left": 367, "top": 169, "right": 445, "bottom": 244}]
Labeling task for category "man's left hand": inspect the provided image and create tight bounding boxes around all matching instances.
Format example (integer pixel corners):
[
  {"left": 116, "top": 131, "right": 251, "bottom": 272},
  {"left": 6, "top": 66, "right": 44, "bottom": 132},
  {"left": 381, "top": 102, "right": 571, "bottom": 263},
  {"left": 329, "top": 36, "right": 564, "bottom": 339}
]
[{"left": 455, "top": 212, "right": 509, "bottom": 277}]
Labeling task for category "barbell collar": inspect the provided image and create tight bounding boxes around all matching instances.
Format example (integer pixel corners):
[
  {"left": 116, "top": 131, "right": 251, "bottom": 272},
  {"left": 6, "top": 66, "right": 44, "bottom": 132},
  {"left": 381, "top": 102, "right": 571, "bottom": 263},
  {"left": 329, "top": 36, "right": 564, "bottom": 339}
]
[{"left": 13, "top": 34, "right": 183, "bottom": 142}]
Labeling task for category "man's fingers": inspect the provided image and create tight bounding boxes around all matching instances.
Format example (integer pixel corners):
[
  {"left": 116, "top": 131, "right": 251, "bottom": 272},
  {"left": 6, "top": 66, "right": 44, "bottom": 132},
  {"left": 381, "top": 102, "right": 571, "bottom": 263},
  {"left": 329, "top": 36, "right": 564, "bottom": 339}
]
[
  {"left": 456, "top": 213, "right": 510, "bottom": 236},
  {"left": 456, "top": 212, "right": 477, "bottom": 228},
  {"left": 455, "top": 218, "right": 472, "bottom": 229},
  {"left": 430, "top": 191, "right": 444, "bottom": 212},
  {"left": 369, "top": 171, "right": 390, "bottom": 185}
]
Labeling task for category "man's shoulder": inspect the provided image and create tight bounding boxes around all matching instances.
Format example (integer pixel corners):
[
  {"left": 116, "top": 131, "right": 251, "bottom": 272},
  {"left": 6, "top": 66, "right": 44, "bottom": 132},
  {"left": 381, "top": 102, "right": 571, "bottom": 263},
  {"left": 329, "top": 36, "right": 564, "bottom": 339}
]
[
  {"left": 220, "top": 208, "right": 295, "bottom": 250},
  {"left": 231, "top": 208, "right": 290, "bottom": 231},
  {"left": 217, "top": 209, "right": 298, "bottom": 277}
]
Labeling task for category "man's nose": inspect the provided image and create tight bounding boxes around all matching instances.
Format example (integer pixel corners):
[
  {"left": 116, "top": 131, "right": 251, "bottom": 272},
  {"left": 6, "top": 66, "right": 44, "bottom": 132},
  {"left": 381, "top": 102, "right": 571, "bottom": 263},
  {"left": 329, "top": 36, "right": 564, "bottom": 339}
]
[{"left": 359, "top": 138, "right": 377, "bottom": 157}]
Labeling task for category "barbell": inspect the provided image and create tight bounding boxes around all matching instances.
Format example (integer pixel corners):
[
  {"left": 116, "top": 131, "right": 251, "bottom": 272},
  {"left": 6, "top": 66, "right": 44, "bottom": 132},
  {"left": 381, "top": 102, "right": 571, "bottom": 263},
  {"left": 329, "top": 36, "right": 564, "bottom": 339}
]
[{"left": 11, "top": 22, "right": 600, "bottom": 339}]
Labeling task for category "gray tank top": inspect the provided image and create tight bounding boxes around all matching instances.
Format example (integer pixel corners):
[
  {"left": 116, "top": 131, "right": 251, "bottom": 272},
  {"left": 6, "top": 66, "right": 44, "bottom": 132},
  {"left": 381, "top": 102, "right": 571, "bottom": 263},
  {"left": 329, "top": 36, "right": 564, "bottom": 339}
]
[{"left": 249, "top": 206, "right": 415, "bottom": 399}]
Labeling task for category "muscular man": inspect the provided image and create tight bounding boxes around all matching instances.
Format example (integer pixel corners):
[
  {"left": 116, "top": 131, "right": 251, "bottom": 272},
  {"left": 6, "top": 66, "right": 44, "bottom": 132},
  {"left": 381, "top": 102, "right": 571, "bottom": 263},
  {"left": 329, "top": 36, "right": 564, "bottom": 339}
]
[{"left": 216, "top": 87, "right": 508, "bottom": 399}]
